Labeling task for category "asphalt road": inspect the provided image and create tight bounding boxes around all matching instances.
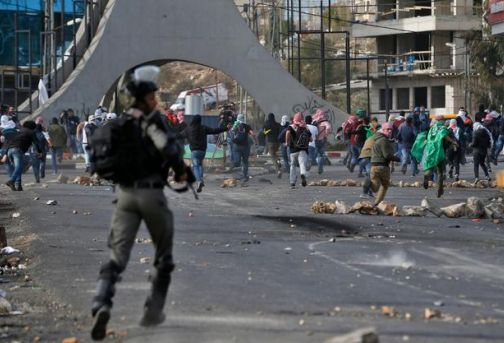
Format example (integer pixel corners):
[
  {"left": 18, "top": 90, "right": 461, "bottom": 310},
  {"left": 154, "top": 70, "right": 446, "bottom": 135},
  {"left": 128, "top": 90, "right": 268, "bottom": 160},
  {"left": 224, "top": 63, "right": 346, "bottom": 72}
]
[{"left": 2, "top": 160, "right": 504, "bottom": 343}]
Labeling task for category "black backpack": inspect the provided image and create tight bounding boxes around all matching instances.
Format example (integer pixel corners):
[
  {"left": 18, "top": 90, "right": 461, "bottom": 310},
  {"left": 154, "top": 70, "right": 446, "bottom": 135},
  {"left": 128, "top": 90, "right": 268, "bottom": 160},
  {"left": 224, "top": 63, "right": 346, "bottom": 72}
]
[
  {"left": 294, "top": 127, "right": 311, "bottom": 150},
  {"left": 88, "top": 116, "right": 155, "bottom": 184},
  {"left": 232, "top": 123, "right": 248, "bottom": 146}
]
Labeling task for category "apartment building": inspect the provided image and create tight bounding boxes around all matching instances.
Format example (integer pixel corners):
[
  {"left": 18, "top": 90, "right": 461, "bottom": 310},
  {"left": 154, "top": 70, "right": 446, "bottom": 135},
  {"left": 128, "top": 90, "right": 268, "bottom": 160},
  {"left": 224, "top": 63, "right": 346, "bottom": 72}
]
[{"left": 351, "top": 0, "right": 482, "bottom": 114}]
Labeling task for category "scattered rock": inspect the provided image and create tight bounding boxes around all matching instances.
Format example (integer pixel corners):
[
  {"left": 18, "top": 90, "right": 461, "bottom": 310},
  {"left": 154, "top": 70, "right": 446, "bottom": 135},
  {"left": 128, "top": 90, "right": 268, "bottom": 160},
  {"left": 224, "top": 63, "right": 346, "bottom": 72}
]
[
  {"left": 424, "top": 308, "right": 441, "bottom": 319},
  {"left": 345, "top": 179, "right": 358, "bottom": 187},
  {"left": 493, "top": 219, "right": 501, "bottom": 224},
  {"left": 402, "top": 206, "right": 427, "bottom": 217},
  {"left": 466, "top": 197, "right": 485, "bottom": 218},
  {"left": 221, "top": 178, "right": 237, "bottom": 188},
  {"left": 62, "top": 337, "right": 78, "bottom": 343},
  {"left": 57, "top": 174, "right": 69, "bottom": 184},
  {"left": 33, "top": 197, "right": 39, "bottom": 201},
  {"left": 334, "top": 200, "right": 350, "bottom": 214},
  {"left": 311, "top": 201, "right": 337, "bottom": 214},
  {"left": 421, "top": 198, "right": 442, "bottom": 217},
  {"left": 319, "top": 179, "right": 329, "bottom": 186},
  {"left": 376, "top": 202, "right": 397, "bottom": 216},
  {"left": 484, "top": 202, "right": 504, "bottom": 219},
  {"left": 324, "top": 327, "right": 379, "bottom": 343},
  {"left": 11, "top": 212, "right": 21, "bottom": 218},
  {"left": 72, "top": 210, "right": 78, "bottom": 214},
  {"left": 0, "top": 297, "right": 12, "bottom": 315},
  {"left": 382, "top": 306, "right": 396, "bottom": 317},
  {"left": 7, "top": 256, "right": 20, "bottom": 268},
  {"left": 350, "top": 201, "right": 378, "bottom": 215},
  {"left": 139, "top": 257, "right": 151, "bottom": 264},
  {"left": 441, "top": 203, "right": 467, "bottom": 218},
  {"left": 46, "top": 200, "right": 58, "bottom": 206}
]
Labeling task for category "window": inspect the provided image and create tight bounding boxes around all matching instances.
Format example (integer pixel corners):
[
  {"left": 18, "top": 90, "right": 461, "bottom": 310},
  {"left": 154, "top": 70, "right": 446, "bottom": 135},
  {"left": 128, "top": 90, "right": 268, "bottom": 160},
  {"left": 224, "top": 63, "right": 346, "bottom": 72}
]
[
  {"left": 379, "top": 88, "right": 392, "bottom": 111},
  {"left": 431, "top": 86, "right": 446, "bottom": 108},
  {"left": 397, "top": 88, "right": 410, "bottom": 109},
  {"left": 414, "top": 87, "right": 427, "bottom": 108}
]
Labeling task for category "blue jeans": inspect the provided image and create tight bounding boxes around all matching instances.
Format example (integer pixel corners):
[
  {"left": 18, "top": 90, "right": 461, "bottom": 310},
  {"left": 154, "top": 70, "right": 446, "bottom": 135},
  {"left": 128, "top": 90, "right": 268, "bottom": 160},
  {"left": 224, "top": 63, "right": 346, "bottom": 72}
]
[
  {"left": 8, "top": 148, "right": 24, "bottom": 186},
  {"left": 233, "top": 144, "right": 250, "bottom": 179},
  {"left": 68, "top": 134, "right": 79, "bottom": 153},
  {"left": 315, "top": 140, "right": 327, "bottom": 174},
  {"left": 191, "top": 150, "right": 206, "bottom": 183},
  {"left": 400, "top": 147, "right": 418, "bottom": 175},
  {"left": 308, "top": 146, "right": 317, "bottom": 170},
  {"left": 51, "top": 147, "right": 64, "bottom": 174},
  {"left": 359, "top": 158, "right": 371, "bottom": 176},
  {"left": 350, "top": 144, "right": 362, "bottom": 171},
  {"left": 494, "top": 135, "right": 504, "bottom": 162},
  {"left": 31, "top": 152, "right": 46, "bottom": 182}
]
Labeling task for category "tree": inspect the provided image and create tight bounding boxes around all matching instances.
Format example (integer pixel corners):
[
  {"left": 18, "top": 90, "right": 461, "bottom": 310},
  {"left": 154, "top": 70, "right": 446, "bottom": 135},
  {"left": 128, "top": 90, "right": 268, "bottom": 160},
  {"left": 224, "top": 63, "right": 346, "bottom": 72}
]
[{"left": 467, "top": 25, "right": 504, "bottom": 107}]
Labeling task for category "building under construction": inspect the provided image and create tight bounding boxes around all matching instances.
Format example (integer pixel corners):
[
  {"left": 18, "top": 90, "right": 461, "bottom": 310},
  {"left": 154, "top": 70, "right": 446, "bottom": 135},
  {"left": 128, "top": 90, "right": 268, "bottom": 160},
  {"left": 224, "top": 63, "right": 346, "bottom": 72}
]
[{"left": 351, "top": 0, "right": 482, "bottom": 115}]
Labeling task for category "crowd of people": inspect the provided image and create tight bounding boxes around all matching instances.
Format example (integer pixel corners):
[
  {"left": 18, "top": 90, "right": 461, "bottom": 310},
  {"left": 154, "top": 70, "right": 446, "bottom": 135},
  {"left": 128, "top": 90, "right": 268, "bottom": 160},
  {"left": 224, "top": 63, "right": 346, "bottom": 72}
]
[
  {"left": 336, "top": 105, "right": 504, "bottom": 206},
  {"left": 0, "top": 105, "right": 120, "bottom": 190}
]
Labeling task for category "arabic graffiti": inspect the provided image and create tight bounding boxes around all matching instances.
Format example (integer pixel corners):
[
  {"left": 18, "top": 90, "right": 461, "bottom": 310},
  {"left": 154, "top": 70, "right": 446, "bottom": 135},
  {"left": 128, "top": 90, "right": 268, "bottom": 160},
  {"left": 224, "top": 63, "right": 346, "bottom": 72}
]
[{"left": 292, "top": 96, "right": 337, "bottom": 123}]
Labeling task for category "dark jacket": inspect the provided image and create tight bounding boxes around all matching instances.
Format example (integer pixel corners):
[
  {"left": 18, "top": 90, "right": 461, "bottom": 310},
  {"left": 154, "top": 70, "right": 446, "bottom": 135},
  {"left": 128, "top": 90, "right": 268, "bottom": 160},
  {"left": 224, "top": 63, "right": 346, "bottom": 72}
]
[
  {"left": 33, "top": 124, "right": 49, "bottom": 154},
  {"left": 371, "top": 132, "right": 399, "bottom": 165},
  {"left": 472, "top": 128, "right": 492, "bottom": 153},
  {"left": 263, "top": 113, "right": 281, "bottom": 145},
  {"left": 278, "top": 124, "right": 289, "bottom": 144},
  {"left": 397, "top": 122, "right": 416, "bottom": 148},
  {"left": 7, "top": 128, "right": 39, "bottom": 154},
  {"left": 183, "top": 115, "right": 226, "bottom": 152}
]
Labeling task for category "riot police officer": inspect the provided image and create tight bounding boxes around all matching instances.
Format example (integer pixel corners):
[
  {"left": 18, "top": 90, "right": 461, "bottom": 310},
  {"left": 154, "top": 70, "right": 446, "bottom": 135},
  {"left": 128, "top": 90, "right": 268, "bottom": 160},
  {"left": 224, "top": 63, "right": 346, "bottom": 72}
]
[{"left": 90, "top": 66, "right": 189, "bottom": 340}]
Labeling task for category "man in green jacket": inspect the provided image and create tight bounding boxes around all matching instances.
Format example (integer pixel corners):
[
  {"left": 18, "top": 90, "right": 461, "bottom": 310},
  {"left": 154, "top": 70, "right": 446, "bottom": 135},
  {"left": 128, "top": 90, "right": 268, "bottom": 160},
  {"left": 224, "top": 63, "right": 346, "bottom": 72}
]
[
  {"left": 47, "top": 117, "right": 67, "bottom": 175},
  {"left": 362, "top": 123, "right": 400, "bottom": 206}
]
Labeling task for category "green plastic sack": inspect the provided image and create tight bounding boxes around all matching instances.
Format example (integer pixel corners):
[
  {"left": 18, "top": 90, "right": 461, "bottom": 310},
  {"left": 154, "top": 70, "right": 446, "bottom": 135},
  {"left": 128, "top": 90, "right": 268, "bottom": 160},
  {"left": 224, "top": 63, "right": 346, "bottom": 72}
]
[
  {"left": 422, "top": 122, "right": 449, "bottom": 171},
  {"left": 411, "top": 131, "right": 427, "bottom": 162}
]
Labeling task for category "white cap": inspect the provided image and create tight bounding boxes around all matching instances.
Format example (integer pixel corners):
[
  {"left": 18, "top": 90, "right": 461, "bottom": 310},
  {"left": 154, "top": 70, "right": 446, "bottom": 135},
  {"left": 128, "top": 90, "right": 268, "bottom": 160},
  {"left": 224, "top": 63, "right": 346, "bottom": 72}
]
[{"left": 106, "top": 113, "right": 117, "bottom": 120}]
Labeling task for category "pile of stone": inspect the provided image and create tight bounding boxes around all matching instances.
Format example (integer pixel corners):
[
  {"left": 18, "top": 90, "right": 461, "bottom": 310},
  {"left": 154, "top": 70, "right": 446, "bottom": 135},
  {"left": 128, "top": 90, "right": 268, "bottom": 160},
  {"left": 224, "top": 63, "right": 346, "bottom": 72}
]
[
  {"left": 72, "top": 175, "right": 106, "bottom": 187},
  {"left": 309, "top": 179, "right": 360, "bottom": 187},
  {"left": 311, "top": 196, "right": 504, "bottom": 220},
  {"left": 309, "top": 179, "right": 497, "bottom": 189},
  {"left": 221, "top": 178, "right": 238, "bottom": 188}
]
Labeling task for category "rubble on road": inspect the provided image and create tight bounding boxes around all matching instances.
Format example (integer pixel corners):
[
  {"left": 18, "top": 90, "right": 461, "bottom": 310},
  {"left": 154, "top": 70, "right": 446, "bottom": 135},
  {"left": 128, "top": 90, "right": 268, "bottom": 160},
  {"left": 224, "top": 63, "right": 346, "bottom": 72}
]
[
  {"left": 349, "top": 201, "right": 378, "bottom": 215},
  {"left": 72, "top": 175, "right": 107, "bottom": 186},
  {"left": 440, "top": 203, "right": 467, "bottom": 218},
  {"left": 46, "top": 200, "right": 58, "bottom": 206},
  {"left": 324, "top": 327, "right": 378, "bottom": 343},
  {"left": 57, "top": 174, "right": 69, "bottom": 184},
  {"left": 221, "top": 178, "right": 238, "bottom": 188},
  {"left": 312, "top": 196, "right": 504, "bottom": 221},
  {"left": 424, "top": 308, "right": 442, "bottom": 319},
  {"left": 308, "top": 178, "right": 498, "bottom": 189},
  {"left": 0, "top": 297, "right": 12, "bottom": 315},
  {"left": 382, "top": 306, "right": 397, "bottom": 317}
]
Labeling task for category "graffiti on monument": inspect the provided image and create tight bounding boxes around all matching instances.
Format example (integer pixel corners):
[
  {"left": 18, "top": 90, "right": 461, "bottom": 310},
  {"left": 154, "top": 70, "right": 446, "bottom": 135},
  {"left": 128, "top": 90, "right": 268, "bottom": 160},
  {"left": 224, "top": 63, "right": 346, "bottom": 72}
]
[{"left": 292, "top": 96, "right": 337, "bottom": 123}]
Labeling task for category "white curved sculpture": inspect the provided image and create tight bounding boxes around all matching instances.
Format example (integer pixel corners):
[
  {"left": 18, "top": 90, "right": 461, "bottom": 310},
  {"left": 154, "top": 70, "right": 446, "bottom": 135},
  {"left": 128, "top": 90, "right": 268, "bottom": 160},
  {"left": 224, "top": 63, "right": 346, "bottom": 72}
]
[{"left": 30, "top": 0, "right": 347, "bottom": 124}]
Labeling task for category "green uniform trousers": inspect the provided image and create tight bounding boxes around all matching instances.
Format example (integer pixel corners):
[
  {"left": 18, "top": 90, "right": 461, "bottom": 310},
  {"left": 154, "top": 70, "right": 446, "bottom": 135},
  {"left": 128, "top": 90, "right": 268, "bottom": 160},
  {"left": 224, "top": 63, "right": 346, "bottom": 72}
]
[{"left": 107, "top": 180, "right": 175, "bottom": 274}]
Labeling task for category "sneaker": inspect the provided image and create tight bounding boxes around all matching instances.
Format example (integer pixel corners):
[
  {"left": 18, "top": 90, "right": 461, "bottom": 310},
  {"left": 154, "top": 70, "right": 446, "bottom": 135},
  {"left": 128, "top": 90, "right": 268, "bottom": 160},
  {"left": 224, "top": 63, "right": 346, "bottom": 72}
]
[
  {"left": 91, "top": 305, "right": 111, "bottom": 341},
  {"left": 277, "top": 170, "right": 282, "bottom": 179},
  {"left": 401, "top": 166, "right": 407, "bottom": 175},
  {"left": 290, "top": 184, "right": 296, "bottom": 189},
  {"left": 5, "top": 180, "right": 16, "bottom": 191},
  {"left": 473, "top": 178, "right": 480, "bottom": 184},
  {"left": 16, "top": 184, "right": 23, "bottom": 192},
  {"left": 454, "top": 175, "right": 459, "bottom": 182},
  {"left": 486, "top": 176, "right": 491, "bottom": 182},
  {"left": 301, "top": 175, "right": 307, "bottom": 187},
  {"left": 448, "top": 170, "right": 453, "bottom": 179},
  {"left": 423, "top": 176, "right": 429, "bottom": 190},
  {"left": 359, "top": 193, "right": 370, "bottom": 199},
  {"left": 367, "top": 191, "right": 375, "bottom": 198},
  {"left": 437, "top": 187, "right": 444, "bottom": 198},
  {"left": 196, "top": 182, "right": 204, "bottom": 193}
]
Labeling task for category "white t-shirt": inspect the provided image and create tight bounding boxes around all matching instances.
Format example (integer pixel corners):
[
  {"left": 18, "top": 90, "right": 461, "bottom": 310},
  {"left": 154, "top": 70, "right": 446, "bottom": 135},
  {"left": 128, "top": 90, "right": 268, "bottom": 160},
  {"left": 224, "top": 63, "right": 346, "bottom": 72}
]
[{"left": 307, "top": 124, "right": 318, "bottom": 148}]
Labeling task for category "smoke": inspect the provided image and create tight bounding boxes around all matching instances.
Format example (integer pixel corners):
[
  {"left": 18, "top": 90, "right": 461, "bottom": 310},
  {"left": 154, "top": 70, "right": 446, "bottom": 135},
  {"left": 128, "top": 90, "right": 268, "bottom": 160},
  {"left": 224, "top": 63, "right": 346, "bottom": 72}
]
[{"left": 357, "top": 250, "right": 415, "bottom": 269}]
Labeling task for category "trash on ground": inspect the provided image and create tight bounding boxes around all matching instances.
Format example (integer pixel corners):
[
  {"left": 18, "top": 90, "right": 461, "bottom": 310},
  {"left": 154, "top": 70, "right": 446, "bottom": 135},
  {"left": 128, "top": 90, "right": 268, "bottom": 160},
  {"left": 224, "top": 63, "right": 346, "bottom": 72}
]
[
  {"left": 46, "top": 200, "right": 58, "bottom": 206},
  {"left": 424, "top": 308, "right": 442, "bottom": 319},
  {"left": 221, "top": 178, "right": 238, "bottom": 188},
  {"left": 0, "top": 247, "right": 20, "bottom": 255}
]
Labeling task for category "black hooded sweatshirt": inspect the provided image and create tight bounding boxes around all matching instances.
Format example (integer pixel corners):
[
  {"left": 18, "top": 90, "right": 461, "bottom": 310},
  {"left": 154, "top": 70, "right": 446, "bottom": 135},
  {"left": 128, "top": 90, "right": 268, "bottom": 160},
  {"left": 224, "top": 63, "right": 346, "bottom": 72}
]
[
  {"left": 183, "top": 115, "right": 226, "bottom": 152},
  {"left": 263, "top": 113, "right": 281, "bottom": 144}
]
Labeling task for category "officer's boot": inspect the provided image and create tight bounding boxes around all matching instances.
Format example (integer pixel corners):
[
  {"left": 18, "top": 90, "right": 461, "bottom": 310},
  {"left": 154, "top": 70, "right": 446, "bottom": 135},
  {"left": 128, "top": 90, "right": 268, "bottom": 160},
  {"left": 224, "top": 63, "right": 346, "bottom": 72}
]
[
  {"left": 91, "top": 263, "right": 120, "bottom": 341},
  {"left": 140, "top": 270, "right": 171, "bottom": 327}
]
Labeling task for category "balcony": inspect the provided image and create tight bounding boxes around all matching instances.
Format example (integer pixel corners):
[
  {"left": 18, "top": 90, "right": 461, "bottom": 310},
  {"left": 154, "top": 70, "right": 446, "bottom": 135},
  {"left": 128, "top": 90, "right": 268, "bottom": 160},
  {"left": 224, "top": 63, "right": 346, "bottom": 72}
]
[
  {"left": 376, "top": 50, "right": 458, "bottom": 76},
  {"left": 351, "top": 1, "right": 482, "bottom": 37}
]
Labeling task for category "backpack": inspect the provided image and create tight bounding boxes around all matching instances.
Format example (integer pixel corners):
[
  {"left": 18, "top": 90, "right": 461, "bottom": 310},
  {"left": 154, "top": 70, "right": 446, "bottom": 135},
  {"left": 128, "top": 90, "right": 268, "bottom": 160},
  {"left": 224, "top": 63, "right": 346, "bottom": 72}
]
[
  {"left": 85, "top": 122, "right": 98, "bottom": 138},
  {"left": 232, "top": 123, "right": 248, "bottom": 146},
  {"left": 88, "top": 116, "right": 155, "bottom": 184},
  {"left": 294, "top": 127, "right": 311, "bottom": 150}
]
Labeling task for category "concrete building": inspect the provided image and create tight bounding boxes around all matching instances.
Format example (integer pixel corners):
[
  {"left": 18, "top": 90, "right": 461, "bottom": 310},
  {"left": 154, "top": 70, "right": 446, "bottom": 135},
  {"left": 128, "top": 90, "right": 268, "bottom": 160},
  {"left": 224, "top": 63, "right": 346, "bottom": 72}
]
[{"left": 351, "top": 0, "right": 482, "bottom": 115}]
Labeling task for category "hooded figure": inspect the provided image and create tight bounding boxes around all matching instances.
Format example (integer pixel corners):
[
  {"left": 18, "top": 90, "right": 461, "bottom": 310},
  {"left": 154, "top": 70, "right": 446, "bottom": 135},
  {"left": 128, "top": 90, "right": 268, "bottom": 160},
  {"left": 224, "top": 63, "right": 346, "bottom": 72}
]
[
  {"left": 281, "top": 115, "right": 289, "bottom": 127},
  {"left": 471, "top": 121, "right": 492, "bottom": 181},
  {"left": 263, "top": 113, "right": 282, "bottom": 177},
  {"left": 286, "top": 112, "right": 311, "bottom": 188}
]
